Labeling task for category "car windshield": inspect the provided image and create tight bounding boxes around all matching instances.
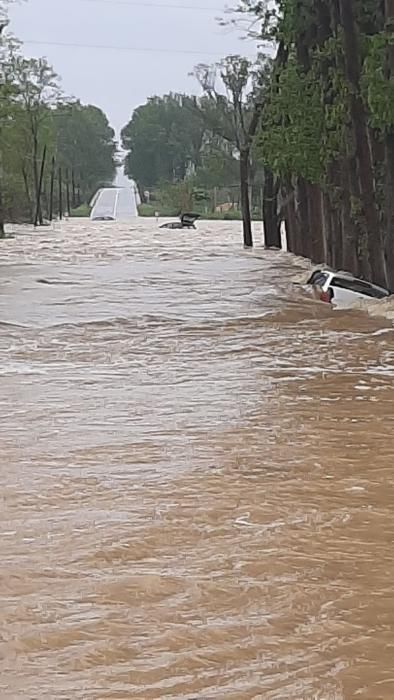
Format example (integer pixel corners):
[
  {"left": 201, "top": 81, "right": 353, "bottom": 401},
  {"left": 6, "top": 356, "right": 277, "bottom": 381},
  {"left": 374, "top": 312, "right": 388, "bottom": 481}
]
[
  {"left": 307, "top": 271, "right": 327, "bottom": 285},
  {"left": 331, "top": 277, "right": 388, "bottom": 299},
  {"left": 308, "top": 271, "right": 329, "bottom": 287}
]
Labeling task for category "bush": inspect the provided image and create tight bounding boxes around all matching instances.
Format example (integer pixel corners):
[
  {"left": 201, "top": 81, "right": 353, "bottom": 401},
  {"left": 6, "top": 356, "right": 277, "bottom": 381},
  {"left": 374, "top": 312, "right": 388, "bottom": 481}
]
[
  {"left": 70, "top": 203, "right": 91, "bottom": 218},
  {"left": 138, "top": 203, "right": 179, "bottom": 217}
]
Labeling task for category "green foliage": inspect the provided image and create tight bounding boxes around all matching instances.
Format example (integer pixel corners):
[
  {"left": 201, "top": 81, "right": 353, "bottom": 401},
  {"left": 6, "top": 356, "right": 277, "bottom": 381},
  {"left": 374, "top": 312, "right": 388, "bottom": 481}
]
[
  {"left": 121, "top": 94, "right": 204, "bottom": 189},
  {"left": 0, "top": 31, "right": 116, "bottom": 224},
  {"left": 243, "top": 0, "right": 394, "bottom": 174},
  {"left": 121, "top": 89, "right": 248, "bottom": 196},
  {"left": 138, "top": 203, "right": 179, "bottom": 217},
  {"left": 69, "top": 203, "right": 91, "bottom": 218},
  {"left": 195, "top": 138, "right": 239, "bottom": 188},
  {"left": 155, "top": 180, "right": 194, "bottom": 213},
  {"left": 240, "top": 0, "right": 394, "bottom": 287},
  {"left": 258, "top": 56, "right": 326, "bottom": 181},
  {"left": 138, "top": 201, "right": 247, "bottom": 220},
  {"left": 208, "top": 209, "right": 243, "bottom": 220},
  {"left": 235, "top": 0, "right": 280, "bottom": 42},
  {"left": 53, "top": 102, "right": 116, "bottom": 202},
  {"left": 363, "top": 33, "right": 394, "bottom": 130},
  {"left": 194, "top": 54, "right": 271, "bottom": 150}
]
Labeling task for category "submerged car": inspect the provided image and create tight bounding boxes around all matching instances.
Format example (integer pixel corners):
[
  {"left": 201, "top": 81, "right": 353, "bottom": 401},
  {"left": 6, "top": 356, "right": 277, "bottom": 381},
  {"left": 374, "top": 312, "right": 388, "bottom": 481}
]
[
  {"left": 159, "top": 213, "right": 200, "bottom": 230},
  {"left": 307, "top": 269, "right": 390, "bottom": 306}
]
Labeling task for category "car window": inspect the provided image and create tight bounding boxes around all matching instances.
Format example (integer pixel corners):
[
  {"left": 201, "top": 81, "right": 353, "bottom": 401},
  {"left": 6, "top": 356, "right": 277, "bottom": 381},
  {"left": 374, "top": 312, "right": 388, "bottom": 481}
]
[
  {"left": 307, "top": 271, "right": 328, "bottom": 286},
  {"left": 331, "top": 277, "right": 387, "bottom": 299}
]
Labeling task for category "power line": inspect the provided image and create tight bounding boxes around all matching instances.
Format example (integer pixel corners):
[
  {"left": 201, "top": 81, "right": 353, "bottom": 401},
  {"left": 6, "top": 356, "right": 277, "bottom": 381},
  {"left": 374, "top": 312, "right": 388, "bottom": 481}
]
[
  {"left": 81, "top": 0, "right": 225, "bottom": 11},
  {"left": 23, "top": 38, "right": 226, "bottom": 56}
]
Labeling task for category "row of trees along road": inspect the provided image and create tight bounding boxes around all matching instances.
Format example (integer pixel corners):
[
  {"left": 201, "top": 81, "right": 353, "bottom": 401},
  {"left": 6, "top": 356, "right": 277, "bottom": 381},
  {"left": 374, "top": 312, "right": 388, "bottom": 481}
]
[
  {"left": 122, "top": 1, "right": 394, "bottom": 290},
  {"left": 242, "top": 0, "right": 394, "bottom": 290},
  {"left": 2, "top": 1, "right": 393, "bottom": 290},
  {"left": 0, "top": 10, "right": 116, "bottom": 236},
  {"left": 121, "top": 57, "right": 280, "bottom": 250}
]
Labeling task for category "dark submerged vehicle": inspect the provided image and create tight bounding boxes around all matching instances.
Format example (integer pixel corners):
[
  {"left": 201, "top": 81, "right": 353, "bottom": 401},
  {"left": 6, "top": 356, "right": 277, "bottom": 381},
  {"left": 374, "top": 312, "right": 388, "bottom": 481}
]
[{"left": 159, "top": 213, "right": 200, "bottom": 230}]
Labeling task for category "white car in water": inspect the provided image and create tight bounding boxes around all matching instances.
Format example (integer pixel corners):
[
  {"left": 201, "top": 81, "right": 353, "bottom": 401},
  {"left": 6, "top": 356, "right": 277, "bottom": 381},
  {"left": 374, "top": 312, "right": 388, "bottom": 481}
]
[{"left": 307, "top": 269, "right": 390, "bottom": 307}]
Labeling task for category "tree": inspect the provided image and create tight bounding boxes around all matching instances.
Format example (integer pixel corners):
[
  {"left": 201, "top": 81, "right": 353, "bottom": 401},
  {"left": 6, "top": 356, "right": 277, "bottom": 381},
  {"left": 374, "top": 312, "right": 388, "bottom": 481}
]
[
  {"left": 195, "top": 135, "right": 239, "bottom": 190},
  {"left": 0, "top": 0, "right": 24, "bottom": 25},
  {"left": 53, "top": 102, "right": 117, "bottom": 204},
  {"left": 0, "top": 28, "right": 19, "bottom": 234},
  {"left": 121, "top": 94, "right": 204, "bottom": 191},
  {"left": 0, "top": 28, "right": 117, "bottom": 226},
  {"left": 193, "top": 55, "right": 270, "bottom": 247},
  {"left": 238, "top": 0, "right": 394, "bottom": 288},
  {"left": 383, "top": 0, "right": 394, "bottom": 288},
  {"left": 9, "top": 53, "right": 63, "bottom": 223}
]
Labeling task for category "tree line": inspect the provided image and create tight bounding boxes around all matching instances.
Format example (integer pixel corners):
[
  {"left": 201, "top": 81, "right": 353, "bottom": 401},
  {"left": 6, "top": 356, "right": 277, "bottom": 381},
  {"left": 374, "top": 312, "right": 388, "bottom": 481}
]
[
  {"left": 254, "top": 0, "right": 394, "bottom": 291},
  {"left": 2, "top": 0, "right": 393, "bottom": 290},
  {"left": 122, "top": 0, "right": 394, "bottom": 289},
  {"left": 0, "top": 11, "right": 116, "bottom": 235},
  {"left": 121, "top": 57, "right": 274, "bottom": 248}
]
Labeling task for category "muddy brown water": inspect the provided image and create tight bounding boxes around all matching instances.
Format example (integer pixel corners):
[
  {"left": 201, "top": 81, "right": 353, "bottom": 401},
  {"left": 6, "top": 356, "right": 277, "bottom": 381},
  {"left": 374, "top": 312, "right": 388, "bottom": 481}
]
[{"left": 0, "top": 219, "right": 394, "bottom": 699}]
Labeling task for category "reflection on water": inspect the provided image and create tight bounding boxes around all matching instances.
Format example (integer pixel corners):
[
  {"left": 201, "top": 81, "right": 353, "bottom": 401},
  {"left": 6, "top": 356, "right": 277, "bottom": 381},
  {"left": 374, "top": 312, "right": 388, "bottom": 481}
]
[{"left": 0, "top": 219, "right": 393, "bottom": 699}]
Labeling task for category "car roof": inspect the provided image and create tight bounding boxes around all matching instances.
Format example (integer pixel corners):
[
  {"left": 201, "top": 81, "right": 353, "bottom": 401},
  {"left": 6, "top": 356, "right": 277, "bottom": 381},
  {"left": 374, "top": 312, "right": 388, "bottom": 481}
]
[{"left": 319, "top": 270, "right": 388, "bottom": 292}]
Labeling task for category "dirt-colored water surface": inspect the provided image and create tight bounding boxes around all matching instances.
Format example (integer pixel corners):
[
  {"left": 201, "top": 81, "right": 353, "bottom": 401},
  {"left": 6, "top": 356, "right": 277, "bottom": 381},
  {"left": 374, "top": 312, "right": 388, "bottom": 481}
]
[{"left": 1, "top": 219, "right": 393, "bottom": 699}]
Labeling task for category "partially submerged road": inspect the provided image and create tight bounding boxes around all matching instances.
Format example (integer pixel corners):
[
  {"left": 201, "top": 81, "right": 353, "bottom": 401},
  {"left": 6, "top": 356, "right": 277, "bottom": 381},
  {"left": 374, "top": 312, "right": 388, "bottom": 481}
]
[
  {"left": 0, "top": 218, "right": 394, "bottom": 699},
  {"left": 90, "top": 184, "right": 138, "bottom": 220}
]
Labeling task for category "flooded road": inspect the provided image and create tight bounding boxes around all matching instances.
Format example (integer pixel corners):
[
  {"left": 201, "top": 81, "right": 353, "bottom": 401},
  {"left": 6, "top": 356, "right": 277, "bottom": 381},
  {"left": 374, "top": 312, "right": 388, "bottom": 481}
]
[{"left": 1, "top": 219, "right": 394, "bottom": 699}]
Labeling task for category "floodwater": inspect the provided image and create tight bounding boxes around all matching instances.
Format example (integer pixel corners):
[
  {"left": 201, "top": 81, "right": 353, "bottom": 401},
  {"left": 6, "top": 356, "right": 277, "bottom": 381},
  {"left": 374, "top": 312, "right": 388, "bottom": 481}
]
[{"left": 0, "top": 219, "right": 394, "bottom": 700}]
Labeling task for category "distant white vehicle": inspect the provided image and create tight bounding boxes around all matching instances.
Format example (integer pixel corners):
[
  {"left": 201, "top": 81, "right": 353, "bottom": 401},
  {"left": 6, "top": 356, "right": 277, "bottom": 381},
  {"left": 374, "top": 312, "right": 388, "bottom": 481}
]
[{"left": 307, "top": 269, "right": 390, "bottom": 307}]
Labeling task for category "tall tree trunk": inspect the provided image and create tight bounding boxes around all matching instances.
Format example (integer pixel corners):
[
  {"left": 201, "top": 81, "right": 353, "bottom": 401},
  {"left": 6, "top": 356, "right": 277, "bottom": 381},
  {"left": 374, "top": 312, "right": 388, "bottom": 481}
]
[
  {"left": 32, "top": 133, "right": 43, "bottom": 225},
  {"left": 384, "top": 133, "right": 394, "bottom": 291},
  {"left": 66, "top": 169, "right": 71, "bottom": 216},
  {"left": 287, "top": 183, "right": 304, "bottom": 256},
  {"left": 263, "top": 169, "right": 281, "bottom": 247},
  {"left": 339, "top": 0, "right": 386, "bottom": 287},
  {"left": 240, "top": 149, "right": 253, "bottom": 247},
  {"left": 49, "top": 156, "right": 55, "bottom": 222},
  {"left": 307, "top": 183, "right": 325, "bottom": 262},
  {"left": 296, "top": 178, "right": 311, "bottom": 259},
  {"left": 21, "top": 164, "right": 32, "bottom": 218},
  {"left": 281, "top": 184, "right": 296, "bottom": 254},
  {"left": 0, "top": 131, "right": 4, "bottom": 236},
  {"left": 384, "top": 0, "right": 394, "bottom": 290},
  {"left": 0, "top": 187, "right": 5, "bottom": 238},
  {"left": 322, "top": 190, "right": 333, "bottom": 266},
  {"left": 34, "top": 146, "right": 47, "bottom": 227},
  {"left": 341, "top": 189, "right": 360, "bottom": 273},
  {"left": 58, "top": 167, "right": 63, "bottom": 220},
  {"left": 346, "top": 154, "right": 367, "bottom": 278}
]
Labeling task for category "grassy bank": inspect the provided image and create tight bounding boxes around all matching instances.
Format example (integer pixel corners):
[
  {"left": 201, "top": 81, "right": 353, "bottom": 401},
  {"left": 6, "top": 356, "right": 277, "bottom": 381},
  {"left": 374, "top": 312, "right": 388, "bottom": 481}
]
[
  {"left": 68, "top": 201, "right": 260, "bottom": 222},
  {"left": 69, "top": 204, "right": 91, "bottom": 218},
  {"left": 137, "top": 204, "right": 263, "bottom": 221}
]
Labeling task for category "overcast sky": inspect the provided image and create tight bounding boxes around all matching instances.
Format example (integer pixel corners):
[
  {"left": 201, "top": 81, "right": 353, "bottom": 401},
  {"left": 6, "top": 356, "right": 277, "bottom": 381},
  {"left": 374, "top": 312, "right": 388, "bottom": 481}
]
[{"left": 8, "top": 0, "right": 257, "bottom": 138}]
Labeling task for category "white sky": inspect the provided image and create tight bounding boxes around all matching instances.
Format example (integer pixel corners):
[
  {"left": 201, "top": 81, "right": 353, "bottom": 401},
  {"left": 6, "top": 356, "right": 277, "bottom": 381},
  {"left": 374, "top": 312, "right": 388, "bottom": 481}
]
[{"left": 8, "top": 0, "right": 257, "bottom": 137}]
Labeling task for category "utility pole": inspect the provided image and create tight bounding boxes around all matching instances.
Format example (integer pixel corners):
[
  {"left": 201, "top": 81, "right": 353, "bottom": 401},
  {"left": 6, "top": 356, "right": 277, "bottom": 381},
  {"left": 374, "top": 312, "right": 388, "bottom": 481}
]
[
  {"left": 34, "top": 145, "right": 47, "bottom": 227},
  {"left": 71, "top": 169, "right": 76, "bottom": 209},
  {"left": 58, "top": 167, "right": 63, "bottom": 220},
  {"left": 0, "top": 19, "right": 10, "bottom": 238},
  {"left": 66, "top": 168, "right": 71, "bottom": 216},
  {"left": 49, "top": 156, "right": 55, "bottom": 222}
]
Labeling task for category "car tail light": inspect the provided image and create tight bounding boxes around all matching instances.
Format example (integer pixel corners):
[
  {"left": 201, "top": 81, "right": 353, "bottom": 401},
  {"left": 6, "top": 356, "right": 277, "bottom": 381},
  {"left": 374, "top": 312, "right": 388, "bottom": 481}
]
[{"left": 320, "top": 290, "right": 332, "bottom": 303}]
